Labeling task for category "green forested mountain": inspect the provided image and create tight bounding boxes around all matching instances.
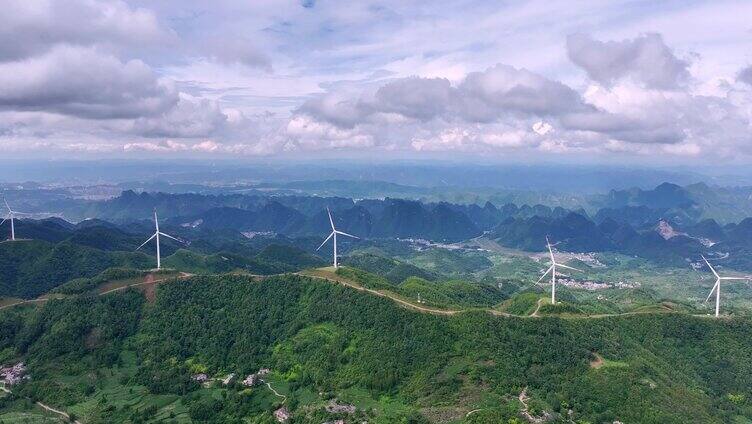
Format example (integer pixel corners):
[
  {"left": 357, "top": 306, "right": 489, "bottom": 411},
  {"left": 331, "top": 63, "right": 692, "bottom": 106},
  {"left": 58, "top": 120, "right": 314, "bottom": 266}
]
[
  {"left": 2, "top": 274, "right": 752, "bottom": 423},
  {"left": 0, "top": 240, "right": 153, "bottom": 298},
  {"left": 0, "top": 226, "right": 326, "bottom": 299},
  {"left": 341, "top": 252, "right": 438, "bottom": 283},
  {"left": 162, "top": 245, "right": 326, "bottom": 275}
]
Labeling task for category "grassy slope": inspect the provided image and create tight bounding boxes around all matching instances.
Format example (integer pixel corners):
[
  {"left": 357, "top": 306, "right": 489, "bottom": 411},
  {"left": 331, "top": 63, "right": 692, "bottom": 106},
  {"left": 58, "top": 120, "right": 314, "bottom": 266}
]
[{"left": 2, "top": 274, "right": 752, "bottom": 423}]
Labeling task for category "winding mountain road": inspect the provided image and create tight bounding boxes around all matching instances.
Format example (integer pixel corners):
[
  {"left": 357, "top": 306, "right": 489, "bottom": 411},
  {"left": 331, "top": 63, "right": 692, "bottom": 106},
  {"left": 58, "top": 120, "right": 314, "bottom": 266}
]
[
  {"left": 0, "top": 272, "right": 193, "bottom": 311},
  {"left": 298, "top": 268, "right": 696, "bottom": 320},
  {"left": 264, "top": 382, "right": 286, "bottom": 403},
  {"left": 1, "top": 385, "right": 81, "bottom": 423},
  {"left": 0, "top": 267, "right": 713, "bottom": 323}
]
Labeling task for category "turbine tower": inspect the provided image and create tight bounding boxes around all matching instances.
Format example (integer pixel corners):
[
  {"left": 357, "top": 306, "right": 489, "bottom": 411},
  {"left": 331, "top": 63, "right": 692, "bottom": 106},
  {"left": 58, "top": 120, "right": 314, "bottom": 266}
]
[
  {"left": 1, "top": 199, "right": 28, "bottom": 241},
  {"left": 316, "top": 208, "right": 359, "bottom": 268},
  {"left": 136, "top": 209, "right": 181, "bottom": 270},
  {"left": 536, "top": 236, "right": 582, "bottom": 304},
  {"left": 702, "top": 255, "right": 748, "bottom": 317}
]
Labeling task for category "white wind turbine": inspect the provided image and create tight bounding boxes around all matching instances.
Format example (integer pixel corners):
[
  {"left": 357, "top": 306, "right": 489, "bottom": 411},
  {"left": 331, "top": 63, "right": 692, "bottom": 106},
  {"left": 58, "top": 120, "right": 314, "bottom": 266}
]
[
  {"left": 702, "top": 255, "right": 749, "bottom": 317},
  {"left": 1, "top": 198, "right": 29, "bottom": 241},
  {"left": 136, "top": 209, "right": 181, "bottom": 270},
  {"left": 316, "top": 208, "right": 359, "bottom": 268},
  {"left": 536, "top": 236, "right": 582, "bottom": 304}
]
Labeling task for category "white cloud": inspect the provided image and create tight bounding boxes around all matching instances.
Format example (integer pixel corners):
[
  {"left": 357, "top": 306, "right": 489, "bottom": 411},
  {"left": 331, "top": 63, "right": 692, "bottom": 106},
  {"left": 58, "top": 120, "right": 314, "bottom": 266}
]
[
  {"left": 131, "top": 96, "right": 228, "bottom": 137},
  {"left": 0, "top": 0, "right": 170, "bottom": 61},
  {"left": 532, "top": 121, "right": 553, "bottom": 135},
  {"left": 0, "top": 46, "right": 177, "bottom": 119},
  {"left": 285, "top": 115, "right": 375, "bottom": 149},
  {"left": 566, "top": 33, "right": 690, "bottom": 89},
  {"left": 299, "top": 64, "right": 587, "bottom": 127},
  {"left": 1, "top": 1, "right": 752, "bottom": 162},
  {"left": 123, "top": 140, "right": 188, "bottom": 152}
]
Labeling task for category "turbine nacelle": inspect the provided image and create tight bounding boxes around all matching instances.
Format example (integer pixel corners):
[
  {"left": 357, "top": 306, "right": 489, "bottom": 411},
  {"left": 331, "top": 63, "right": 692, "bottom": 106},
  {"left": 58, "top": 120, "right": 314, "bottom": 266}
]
[
  {"left": 1, "top": 198, "right": 30, "bottom": 241},
  {"left": 316, "top": 207, "right": 359, "bottom": 268},
  {"left": 538, "top": 236, "right": 583, "bottom": 304},
  {"left": 136, "top": 209, "right": 184, "bottom": 270},
  {"left": 701, "top": 255, "right": 750, "bottom": 317}
]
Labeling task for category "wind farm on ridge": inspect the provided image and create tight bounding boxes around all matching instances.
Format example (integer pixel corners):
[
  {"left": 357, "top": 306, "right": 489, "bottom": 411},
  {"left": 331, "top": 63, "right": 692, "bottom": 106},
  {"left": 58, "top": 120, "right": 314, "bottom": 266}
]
[{"left": 3, "top": 192, "right": 746, "bottom": 319}]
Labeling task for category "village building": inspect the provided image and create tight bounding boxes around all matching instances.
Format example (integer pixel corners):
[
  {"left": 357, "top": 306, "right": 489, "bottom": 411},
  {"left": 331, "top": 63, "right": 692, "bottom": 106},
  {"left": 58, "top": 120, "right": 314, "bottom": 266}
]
[
  {"left": 325, "top": 399, "right": 356, "bottom": 414},
  {"left": 242, "top": 374, "right": 259, "bottom": 387},
  {"left": 274, "top": 406, "right": 290, "bottom": 422},
  {"left": 0, "top": 363, "right": 28, "bottom": 386},
  {"left": 242, "top": 368, "right": 272, "bottom": 387}
]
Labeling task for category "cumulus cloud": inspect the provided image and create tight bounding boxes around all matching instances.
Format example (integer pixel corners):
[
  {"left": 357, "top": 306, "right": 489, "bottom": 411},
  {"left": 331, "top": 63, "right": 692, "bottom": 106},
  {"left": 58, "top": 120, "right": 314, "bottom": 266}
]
[
  {"left": 532, "top": 121, "right": 553, "bottom": 135},
  {"left": 132, "top": 97, "right": 228, "bottom": 137},
  {"left": 1, "top": 1, "right": 751, "bottom": 161},
  {"left": 299, "top": 64, "right": 588, "bottom": 128},
  {"left": 456, "top": 64, "right": 586, "bottom": 120},
  {"left": 566, "top": 33, "right": 690, "bottom": 89},
  {"left": 560, "top": 110, "right": 685, "bottom": 145},
  {"left": 285, "top": 115, "right": 375, "bottom": 149},
  {"left": 739, "top": 66, "right": 752, "bottom": 86},
  {"left": 297, "top": 91, "right": 368, "bottom": 129},
  {"left": 372, "top": 77, "right": 454, "bottom": 121},
  {"left": 411, "top": 126, "right": 534, "bottom": 152},
  {"left": 0, "top": 46, "right": 177, "bottom": 119},
  {"left": 0, "top": 0, "right": 169, "bottom": 61},
  {"left": 290, "top": 37, "right": 752, "bottom": 157}
]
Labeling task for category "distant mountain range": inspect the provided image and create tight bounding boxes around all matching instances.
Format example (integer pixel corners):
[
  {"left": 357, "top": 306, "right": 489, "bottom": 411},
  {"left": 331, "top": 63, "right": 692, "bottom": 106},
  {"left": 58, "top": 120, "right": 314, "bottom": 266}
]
[
  {"left": 592, "top": 182, "right": 752, "bottom": 224},
  {"left": 4, "top": 182, "right": 752, "bottom": 274}
]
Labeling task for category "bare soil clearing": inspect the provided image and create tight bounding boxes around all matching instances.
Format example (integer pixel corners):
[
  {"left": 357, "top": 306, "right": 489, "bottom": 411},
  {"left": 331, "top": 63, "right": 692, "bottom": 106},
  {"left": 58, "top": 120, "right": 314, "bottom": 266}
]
[{"left": 590, "top": 353, "right": 605, "bottom": 369}]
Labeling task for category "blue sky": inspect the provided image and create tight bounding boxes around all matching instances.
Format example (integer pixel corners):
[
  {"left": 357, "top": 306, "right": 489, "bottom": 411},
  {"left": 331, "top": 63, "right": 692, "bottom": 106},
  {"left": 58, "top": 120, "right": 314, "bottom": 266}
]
[{"left": 1, "top": 0, "right": 752, "bottom": 163}]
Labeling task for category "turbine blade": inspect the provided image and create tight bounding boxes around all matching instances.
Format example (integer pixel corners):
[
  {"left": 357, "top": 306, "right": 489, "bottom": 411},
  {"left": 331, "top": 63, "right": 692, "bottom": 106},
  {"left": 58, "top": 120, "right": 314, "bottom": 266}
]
[
  {"left": 327, "top": 208, "right": 335, "bottom": 231},
  {"left": 0, "top": 217, "right": 5, "bottom": 226},
  {"left": 3, "top": 199, "right": 11, "bottom": 213},
  {"left": 702, "top": 255, "right": 720, "bottom": 279},
  {"left": 705, "top": 279, "right": 719, "bottom": 302},
  {"left": 546, "top": 236, "right": 555, "bottom": 262},
  {"left": 159, "top": 232, "right": 181, "bottom": 242},
  {"left": 316, "top": 232, "right": 334, "bottom": 251},
  {"left": 335, "top": 230, "right": 359, "bottom": 239},
  {"left": 557, "top": 263, "right": 582, "bottom": 272},
  {"left": 136, "top": 233, "right": 157, "bottom": 250},
  {"left": 536, "top": 265, "right": 554, "bottom": 284},
  {"left": 720, "top": 277, "right": 748, "bottom": 280}
]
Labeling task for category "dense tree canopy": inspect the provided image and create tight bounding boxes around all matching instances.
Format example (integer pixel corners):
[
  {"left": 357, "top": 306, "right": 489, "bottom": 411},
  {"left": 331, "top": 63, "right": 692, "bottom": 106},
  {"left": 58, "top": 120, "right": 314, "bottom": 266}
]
[{"left": 2, "top": 274, "right": 752, "bottom": 422}]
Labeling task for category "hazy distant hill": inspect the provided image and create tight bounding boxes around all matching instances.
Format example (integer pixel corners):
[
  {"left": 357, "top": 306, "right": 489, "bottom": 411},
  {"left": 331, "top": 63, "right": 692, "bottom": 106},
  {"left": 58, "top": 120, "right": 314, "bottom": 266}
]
[
  {"left": 492, "top": 212, "right": 612, "bottom": 252},
  {"left": 168, "top": 196, "right": 482, "bottom": 242},
  {"left": 594, "top": 182, "right": 752, "bottom": 224},
  {"left": 6, "top": 182, "right": 752, "bottom": 271}
]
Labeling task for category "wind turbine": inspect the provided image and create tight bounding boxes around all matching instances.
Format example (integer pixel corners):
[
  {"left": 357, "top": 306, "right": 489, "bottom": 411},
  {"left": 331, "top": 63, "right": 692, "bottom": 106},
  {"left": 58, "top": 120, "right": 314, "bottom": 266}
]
[
  {"left": 536, "top": 236, "right": 582, "bottom": 304},
  {"left": 316, "top": 208, "right": 359, "bottom": 268},
  {"left": 1, "top": 198, "right": 29, "bottom": 241},
  {"left": 136, "top": 209, "right": 181, "bottom": 270},
  {"left": 702, "top": 255, "right": 748, "bottom": 317}
]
